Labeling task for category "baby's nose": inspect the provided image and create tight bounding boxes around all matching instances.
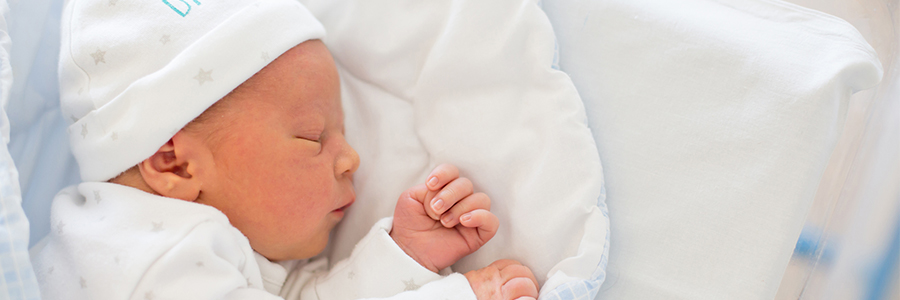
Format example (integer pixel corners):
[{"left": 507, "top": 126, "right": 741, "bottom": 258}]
[{"left": 335, "top": 137, "right": 359, "bottom": 177}]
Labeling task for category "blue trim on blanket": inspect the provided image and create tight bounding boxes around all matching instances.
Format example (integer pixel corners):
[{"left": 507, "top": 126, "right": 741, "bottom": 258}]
[
  {"left": 0, "top": 141, "right": 42, "bottom": 300},
  {"left": 541, "top": 188, "right": 609, "bottom": 300}
]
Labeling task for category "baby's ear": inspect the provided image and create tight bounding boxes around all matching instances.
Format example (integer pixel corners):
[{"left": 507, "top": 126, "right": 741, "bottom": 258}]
[{"left": 138, "top": 131, "right": 207, "bottom": 201}]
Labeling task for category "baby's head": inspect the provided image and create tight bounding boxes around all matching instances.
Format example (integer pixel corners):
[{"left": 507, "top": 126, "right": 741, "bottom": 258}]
[
  {"left": 117, "top": 40, "right": 359, "bottom": 261},
  {"left": 60, "top": 0, "right": 357, "bottom": 261}
]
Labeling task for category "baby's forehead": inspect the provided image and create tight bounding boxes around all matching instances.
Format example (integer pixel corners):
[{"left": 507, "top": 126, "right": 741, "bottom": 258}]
[{"left": 187, "top": 41, "right": 340, "bottom": 130}]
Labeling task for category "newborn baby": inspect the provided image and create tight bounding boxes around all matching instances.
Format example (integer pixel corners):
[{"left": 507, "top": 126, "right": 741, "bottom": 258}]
[{"left": 30, "top": 0, "right": 537, "bottom": 299}]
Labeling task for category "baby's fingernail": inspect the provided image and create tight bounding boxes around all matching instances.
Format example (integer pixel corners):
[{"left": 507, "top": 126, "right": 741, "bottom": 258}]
[
  {"left": 442, "top": 214, "right": 454, "bottom": 226},
  {"left": 427, "top": 176, "right": 438, "bottom": 188},
  {"left": 431, "top": 199, "right": 444, "bottom": 212},
  {"left": 461, "top": 213, "right": 472, "bottom": 222}
]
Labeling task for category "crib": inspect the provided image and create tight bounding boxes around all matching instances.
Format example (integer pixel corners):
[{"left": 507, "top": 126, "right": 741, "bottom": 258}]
[{"left": 0, "top": 0, "right": 897, "bottom": 299}]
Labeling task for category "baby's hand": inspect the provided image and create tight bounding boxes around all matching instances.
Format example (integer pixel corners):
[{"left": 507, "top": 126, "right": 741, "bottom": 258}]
[
  {"left": 464, "top": 260, "right": 539, "bottom": 300},
  {"left": 390, "top": 164, "right": 499, "bottom": 273}
]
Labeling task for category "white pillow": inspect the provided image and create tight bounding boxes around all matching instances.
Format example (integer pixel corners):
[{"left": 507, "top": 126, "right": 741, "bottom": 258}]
[
  {"left": 541, "top": 0, "right": 883, "bottom": 299},
  {"left": 301, "top": 0, "right": 610, "bottom": 298}
]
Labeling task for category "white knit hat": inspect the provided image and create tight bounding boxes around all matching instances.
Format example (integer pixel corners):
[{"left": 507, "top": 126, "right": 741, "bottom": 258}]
[{"left": 59, "top": 0, "right": 325, "bottom": 182}]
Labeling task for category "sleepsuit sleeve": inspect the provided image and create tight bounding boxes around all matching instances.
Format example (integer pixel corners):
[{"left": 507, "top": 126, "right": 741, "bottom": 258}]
[{"left": 280, "top": 217, "right": 477, "bottom": 300}]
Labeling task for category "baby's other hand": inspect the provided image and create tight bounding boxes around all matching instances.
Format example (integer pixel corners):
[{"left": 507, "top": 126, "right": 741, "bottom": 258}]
[
  {"left": 390, "top": 164, "right": 499, "bottom": 273},
  {"left": 465, "top": 260, "right": 539, "bottom": 300}
]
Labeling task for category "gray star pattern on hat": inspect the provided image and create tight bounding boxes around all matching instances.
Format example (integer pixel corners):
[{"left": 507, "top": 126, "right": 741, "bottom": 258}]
[
  {"left": 160, "top": 35, "right": 171, "bottom": 45},
  {"left": 261, "top": 51, "right": 269, "bottom": 61},
  {"left": 81, "top": 123, "right": 88, "bottom": 138},
  {"left": 80, "top": 276, "right": 87, "bottom": 288},
  {"left": 111, "top": 132, "right": 118, "bottom": 141},
  {"left": 57, "top": 221, "right": 66, "bottom": 234},
  {"left": 108, "top": 0, "right": 117, "bottom": 6},
  {"left": 91, "top": 49, "right": 106, "bottom": 65},
  {"left": 93, "top": 190, "right": 102, "bottom": 204},
  {"left": 194, "top": 68, "right": 213, "bottom": 85}
]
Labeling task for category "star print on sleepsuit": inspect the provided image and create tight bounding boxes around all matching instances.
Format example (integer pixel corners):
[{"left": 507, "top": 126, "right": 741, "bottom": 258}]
[
  {"left": 194, "top": 68, "right": 213, "bottom": 85},
  {"left": 403, "top": 278, "right": 419, "bottom": 291}
]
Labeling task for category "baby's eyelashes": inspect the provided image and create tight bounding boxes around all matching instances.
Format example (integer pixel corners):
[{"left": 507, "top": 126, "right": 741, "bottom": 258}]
[{"left": 294, "top": 133, "right": 322, "bottom": 143}]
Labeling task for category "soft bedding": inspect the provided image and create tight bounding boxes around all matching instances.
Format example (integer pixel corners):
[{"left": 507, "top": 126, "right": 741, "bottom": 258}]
[
  {"left": 0, "top": 0, "right": 41, "bottom": 297},
  {"left": 7, "top": 0, "right": 81, "bottom": 248},
  {"left": 299, "top": 0, "right": 610, "bottom": 298},
  {"left": 542, "top": 0, "right": 883, "bottom": 299},
  {"left": 5, "top": 0, "right": 887, "bottom": 299}
]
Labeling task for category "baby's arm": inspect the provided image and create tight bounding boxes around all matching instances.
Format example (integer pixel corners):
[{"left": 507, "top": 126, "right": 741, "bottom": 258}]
[{"left": 281, "top": 217, "right": 478, "bottom": 300}]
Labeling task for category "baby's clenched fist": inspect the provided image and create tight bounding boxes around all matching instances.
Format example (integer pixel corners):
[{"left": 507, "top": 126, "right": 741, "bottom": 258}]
[
  {"left": 390, "top": 164, "right": 499, "bottom": 273},
  {"left": 465, "top": 259, "right": 539, "bottom": 300}
]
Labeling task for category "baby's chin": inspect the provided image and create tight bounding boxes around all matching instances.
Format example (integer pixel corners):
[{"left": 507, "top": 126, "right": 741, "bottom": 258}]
[{"left": 263, "top": 232, "right": 334, "bottom": 262}]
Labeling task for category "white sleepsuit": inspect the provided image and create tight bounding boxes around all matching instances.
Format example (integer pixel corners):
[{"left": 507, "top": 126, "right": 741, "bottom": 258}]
[{"left": 31, "top": 182, "right": 477, "bottom": 300}]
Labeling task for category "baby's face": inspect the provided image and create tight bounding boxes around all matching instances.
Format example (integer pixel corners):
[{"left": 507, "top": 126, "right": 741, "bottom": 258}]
[{"left": 187, "top": 40, "right": 359, "bottom": 261}]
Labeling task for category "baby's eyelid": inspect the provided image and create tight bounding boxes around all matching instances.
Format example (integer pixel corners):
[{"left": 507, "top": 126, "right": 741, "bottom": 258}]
[{"left": 296, "top": 132, "right": 322, "bottom": 143}]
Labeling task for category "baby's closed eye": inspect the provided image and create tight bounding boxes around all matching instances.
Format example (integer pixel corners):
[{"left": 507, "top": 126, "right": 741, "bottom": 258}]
[{"left": 295, "top": 133, "right": 321, "bottom": 143}]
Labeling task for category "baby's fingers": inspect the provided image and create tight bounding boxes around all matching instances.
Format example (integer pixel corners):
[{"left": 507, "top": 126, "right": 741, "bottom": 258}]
[
  {"left": 426, "top": 177, "right": 473, "bottom": 220},
  {"left": 500, "top": 264, "right": 539, "bottom": 300},
  {"left": 458, "top": 209, "right": 499, "bottom": 244},
  {"left": 440, "top": 192, "right": 489, "bottom": 227},
  {"left": 502, "top": 278, "right": 538, "bottom": 300},
  {"left": 426, "top": 163, "right": 459, "bottom": 191}
]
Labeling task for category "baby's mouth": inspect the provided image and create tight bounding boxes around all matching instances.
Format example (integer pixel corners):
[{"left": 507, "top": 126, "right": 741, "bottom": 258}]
[
  {"left": 335, "top": 202, "right": 352, "bottom": 212},
  {"left": 335, "top": 195, "right": 355, "bottom": 212}
]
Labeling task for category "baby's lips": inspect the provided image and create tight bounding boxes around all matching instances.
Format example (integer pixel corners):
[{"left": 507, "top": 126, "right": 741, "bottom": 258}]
[{"left": 337, "top": 191, "right": 356, "bottom": 211}]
